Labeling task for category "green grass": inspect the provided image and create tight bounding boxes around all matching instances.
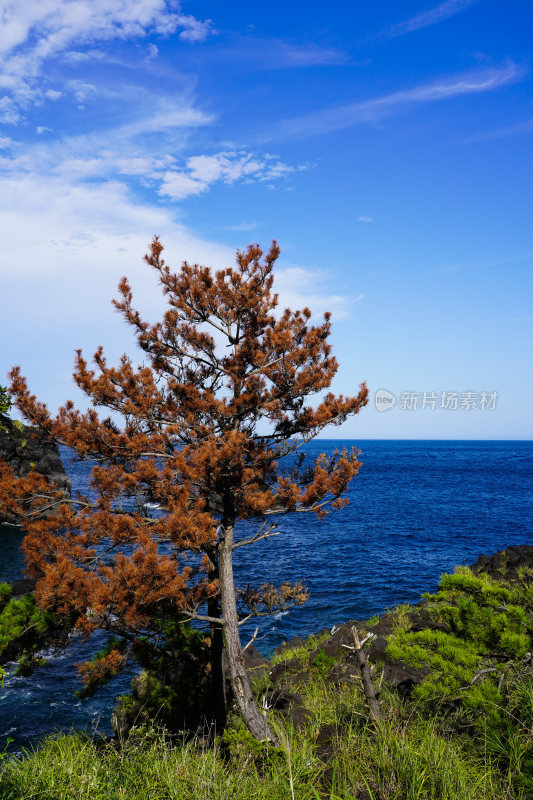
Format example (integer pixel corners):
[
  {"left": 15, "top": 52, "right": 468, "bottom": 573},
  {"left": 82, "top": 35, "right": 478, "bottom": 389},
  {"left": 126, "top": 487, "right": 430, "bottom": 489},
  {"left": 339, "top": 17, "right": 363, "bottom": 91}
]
[
  {"left": 2, "top": 563, "right": 532, "bottom": 800},
  {"left": 0, "top": 674, "right": 523, "bottom": 800},
  {"left": 270, "top": 630, "right": 330, "bottom": 665}
]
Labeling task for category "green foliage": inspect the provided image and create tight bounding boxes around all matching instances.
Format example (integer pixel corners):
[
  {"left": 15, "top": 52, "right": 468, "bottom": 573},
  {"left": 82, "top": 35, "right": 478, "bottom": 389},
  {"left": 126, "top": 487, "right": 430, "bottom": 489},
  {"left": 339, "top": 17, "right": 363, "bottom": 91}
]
[
  {"left": 387, "top": 565, "right": 533, "bottom": 793},
  {"left": 387, "top": 627, "right": 481, "bottom": 699},
  {"left": 14, "top": 653, "right": 47, "bottom": 676},
  {"left": 0, "top": 584, "right": 12, "bottom": 613},
  {"left": 223, "top": 719, "right": 285, "bottom": 766},
  {"left": 385, "top": 603, "right": 413, "bottom": 633},
  {"left": 390, "top": 568, "right": 533, "bottom": 712},
  {"left": 9, "top": 418, "right": 26, "bottom": 448},
  {"left": 0, "top": 387, "right": 11, "bottom": 431},
  {"left": 0, "top": 593, "right": 55, "bottom": 666},
  {"left": 111, "top": 620, "right": 214, "bottom": 733},
  {"left": 313, "top": 648, "right": 336, "bottom": 674}
]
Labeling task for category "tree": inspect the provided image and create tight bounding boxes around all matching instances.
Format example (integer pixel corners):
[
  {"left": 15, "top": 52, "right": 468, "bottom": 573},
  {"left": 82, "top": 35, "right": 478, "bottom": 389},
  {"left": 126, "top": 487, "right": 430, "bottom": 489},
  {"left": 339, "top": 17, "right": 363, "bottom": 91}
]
[
  {"left": 0, "top": 238, "right": 368, "bottom": 742},
  {"left": 0, "top": 386, "right": 11, "bottom": 431}
]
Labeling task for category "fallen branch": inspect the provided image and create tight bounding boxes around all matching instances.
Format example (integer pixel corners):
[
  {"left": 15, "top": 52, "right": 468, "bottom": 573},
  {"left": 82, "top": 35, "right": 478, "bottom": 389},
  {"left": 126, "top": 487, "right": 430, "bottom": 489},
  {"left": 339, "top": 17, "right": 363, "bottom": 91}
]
[{"left": 342, "top": 626, "right": 381, "bottom": 723}]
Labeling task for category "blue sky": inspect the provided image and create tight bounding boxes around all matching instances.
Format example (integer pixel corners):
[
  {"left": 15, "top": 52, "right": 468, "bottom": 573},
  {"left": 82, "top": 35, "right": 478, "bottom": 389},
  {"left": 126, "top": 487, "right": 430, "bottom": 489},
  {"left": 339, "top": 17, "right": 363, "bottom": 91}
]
[{"left": 0, "top": 0, "right": 531, "bottom": 439}]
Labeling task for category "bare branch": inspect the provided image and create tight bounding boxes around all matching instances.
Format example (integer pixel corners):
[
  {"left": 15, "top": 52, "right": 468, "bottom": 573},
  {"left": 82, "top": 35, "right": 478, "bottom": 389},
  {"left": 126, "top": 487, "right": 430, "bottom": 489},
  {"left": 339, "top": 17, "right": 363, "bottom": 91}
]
[
  {"left": 243, "top": 627, "right": 265, "bottom": 652},
  {"left": 233, "top": 523, "right": 280, "bottom": 549}
]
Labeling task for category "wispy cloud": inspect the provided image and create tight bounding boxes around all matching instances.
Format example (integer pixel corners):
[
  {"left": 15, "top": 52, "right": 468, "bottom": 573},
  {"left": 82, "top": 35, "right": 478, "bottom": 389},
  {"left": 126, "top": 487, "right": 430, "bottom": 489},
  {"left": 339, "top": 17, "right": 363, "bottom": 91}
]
[
  {"left": 357, "top": 215, "right": 373, "bottom": 223},
  {"left": 0, "top": 97, "right": 213, "bottom": 181},
  {"left": 374, "top": 0, "right": 481, "bottom": 41},
  {"left": 0, "top": 0, "right": 213, "bottom": 122},
  {"left": 265, "top": 40, "right": 352, "bottom": 68},
  {"left": 434, "top": 251, "right": 533, "bottom": 274},
  {"left": 272, "top": 63, "right": 525, "bottom": 140},
  {"left": 207, "top": 37, "right": 352, "bottom": 71},
  {"left": 274, "top": 266, "right": 364, "bottom": 320},
  {"left": 221, "top": 222, "right": 259, "bottom": 232},
  {"left": 0, "top": 108, "right": 307, "bottom": 212},
  {"left": 458, "top": 118, "right": 533, "bottom": 144}
]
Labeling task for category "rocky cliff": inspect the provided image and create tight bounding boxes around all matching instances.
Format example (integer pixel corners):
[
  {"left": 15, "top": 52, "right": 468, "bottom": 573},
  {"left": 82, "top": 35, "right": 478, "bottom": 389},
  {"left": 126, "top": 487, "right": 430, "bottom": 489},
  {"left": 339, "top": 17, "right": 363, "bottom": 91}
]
[{"left": 0, "top": 415, "right": 71, "bottom": 525}]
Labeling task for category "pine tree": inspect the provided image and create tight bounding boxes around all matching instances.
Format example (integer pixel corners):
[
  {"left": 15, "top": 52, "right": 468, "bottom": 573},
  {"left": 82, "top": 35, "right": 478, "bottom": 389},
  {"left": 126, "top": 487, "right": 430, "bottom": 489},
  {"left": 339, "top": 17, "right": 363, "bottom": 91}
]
[{"left": 0, "top": 238, "right": 368, "bottom": 742}]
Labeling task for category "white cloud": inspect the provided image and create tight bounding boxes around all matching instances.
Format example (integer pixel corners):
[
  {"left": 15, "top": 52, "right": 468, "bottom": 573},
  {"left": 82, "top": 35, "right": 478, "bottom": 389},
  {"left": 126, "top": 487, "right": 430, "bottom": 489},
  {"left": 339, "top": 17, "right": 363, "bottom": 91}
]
[
  {"left": 0, "top": 96, "right": 23, "bottom": 124},
  {"left": 274, "top": 62, "right": 525, "bottom": 139},
  {"left": 375, "top": 0, "right": 480, "bottom": 40},
  {"left": 0, "top": 170, "right": 345, "bottom": 414},
  {"left": 274, "top": 266, "right": 363, "bottom": 321},
  {"left": 0, "top": 104, "right": 303, "bottom": 208},
  {"left": 66, "top": 79, "right": 97, "bottom": 103},
  {"left": 357, "top": 215, "right": 373, "bottom": 223},
  {"left": 36, "top": 125, "right": 53, "bottom": 134},
  {"left": 176, "top": 14, "right": 213, "bottom": 43},
  {"left": 0, "top": 170, "right": 233, "bottom": 404},
  {"left": 62, "top": 48, "right": 105, "bottom": 64},
  {"left": 160, "top": 150, "right": 309, "bottom": 199},
  {"left": 146, "top": 42, "right": 159, "bottom": 59},
  {"left": 0, "top": 0, "right": 213, "bottom": 121},
  {"left": 159, "top": 171, "right": 206, "bottom": 199},
  {"left": 0, "top": 99, "right": 212, "bottom": 185}
]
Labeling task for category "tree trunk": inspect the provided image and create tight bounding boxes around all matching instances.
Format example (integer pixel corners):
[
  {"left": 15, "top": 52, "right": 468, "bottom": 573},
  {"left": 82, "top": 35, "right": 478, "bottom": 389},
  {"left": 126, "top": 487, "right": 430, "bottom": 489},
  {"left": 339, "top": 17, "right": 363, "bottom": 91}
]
[
  {"left": 207, "top": 553, "right": 226, "bottom": 734},
  {"left": 219, "top": 521, "right": 277, "bottom": 744}
]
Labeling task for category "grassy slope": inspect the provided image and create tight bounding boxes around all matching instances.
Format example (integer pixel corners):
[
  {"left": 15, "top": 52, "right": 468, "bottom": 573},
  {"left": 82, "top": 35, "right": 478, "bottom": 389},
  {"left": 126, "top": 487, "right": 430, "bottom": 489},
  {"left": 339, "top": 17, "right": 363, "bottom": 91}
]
[
  {"left": 0, "top": 685, "right": 512, "bottom": 800},
  {"left": 1, "top": 562, "right": 532, "bottom": 800}
]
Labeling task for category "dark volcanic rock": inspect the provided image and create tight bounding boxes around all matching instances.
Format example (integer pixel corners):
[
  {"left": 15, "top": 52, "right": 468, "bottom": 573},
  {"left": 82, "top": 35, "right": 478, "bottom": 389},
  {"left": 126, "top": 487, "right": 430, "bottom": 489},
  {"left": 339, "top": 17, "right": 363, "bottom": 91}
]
[
  {"left": 315, "top": 723, "right": 339, "bottom": 762},
  {"left": 264, "top": 687, "right": 304, "bottom": 710},
  {"left": 0, "top": 415, "right": 70, "bottom": 524},
  {"left": 272, "top": 636, "right": 306, "bottom": 657},
  {"left": 286, "top": 704, "right": 313, "bottom": 729},
  {"left": 471, "top": 544, "right": 533, "bottom": 582},
  {"left": 311, "top": 618, "right": 429, "bottom": 694},
  {"left": 243, "top": 644, "right": 270, "bottom": 680},
  {"left": 264, "top": 687, "right": 313, "bottom": 729},
  {"left": 269, "top": 657, "right": 303, "bottom": 684},
  {"left": 9, "top": 577, "right": 38, "bottom": 598}
]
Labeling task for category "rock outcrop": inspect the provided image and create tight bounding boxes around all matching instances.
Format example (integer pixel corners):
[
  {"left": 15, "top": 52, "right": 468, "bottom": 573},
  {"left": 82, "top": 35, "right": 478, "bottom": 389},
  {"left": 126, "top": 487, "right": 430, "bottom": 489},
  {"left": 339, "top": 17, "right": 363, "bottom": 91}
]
[
  {"left": 0, "top": 415, "right": 70, "bottom": 525},
  {"left": 471, "top": 544, "right": 533, "bottom": 582}
]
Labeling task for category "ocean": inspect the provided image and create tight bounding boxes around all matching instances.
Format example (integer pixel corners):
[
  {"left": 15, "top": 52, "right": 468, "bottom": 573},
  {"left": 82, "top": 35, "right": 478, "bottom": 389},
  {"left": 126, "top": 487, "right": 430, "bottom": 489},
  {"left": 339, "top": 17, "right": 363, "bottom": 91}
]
[{"left": 1, "top": 439, "right": 532, "bottom": 749}]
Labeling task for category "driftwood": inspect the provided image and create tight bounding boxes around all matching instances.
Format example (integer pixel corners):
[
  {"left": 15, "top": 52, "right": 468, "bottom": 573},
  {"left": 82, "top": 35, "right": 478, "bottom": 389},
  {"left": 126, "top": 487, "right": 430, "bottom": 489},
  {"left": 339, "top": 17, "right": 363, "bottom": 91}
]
[{"left": 342, "top": 625, "right": 382, "bottom": 723}]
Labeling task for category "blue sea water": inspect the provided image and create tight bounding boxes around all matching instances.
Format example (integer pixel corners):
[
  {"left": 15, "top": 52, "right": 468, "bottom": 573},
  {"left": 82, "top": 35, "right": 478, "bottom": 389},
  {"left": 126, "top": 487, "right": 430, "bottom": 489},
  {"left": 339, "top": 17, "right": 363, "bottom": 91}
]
[{"left": 1, "top": 439, "right": 532, "bottom": 749}]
